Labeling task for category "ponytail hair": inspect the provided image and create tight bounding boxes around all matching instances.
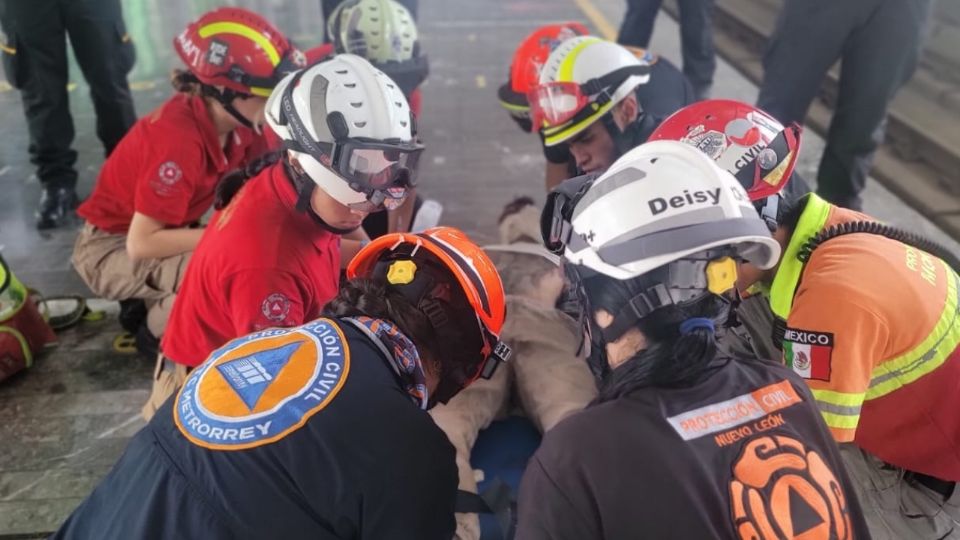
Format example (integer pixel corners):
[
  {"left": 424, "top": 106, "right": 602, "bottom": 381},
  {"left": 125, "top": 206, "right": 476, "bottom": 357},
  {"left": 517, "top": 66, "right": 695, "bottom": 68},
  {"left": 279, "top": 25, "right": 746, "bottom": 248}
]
[
  {"left": 214, "top": 151, "right": 283, "bottom": 210},
  {"left": 171, "top": 69, "right": 203, "bottom": 95},
  {"left": 585, "top": 274, "right": 727, "bottom": 404}
]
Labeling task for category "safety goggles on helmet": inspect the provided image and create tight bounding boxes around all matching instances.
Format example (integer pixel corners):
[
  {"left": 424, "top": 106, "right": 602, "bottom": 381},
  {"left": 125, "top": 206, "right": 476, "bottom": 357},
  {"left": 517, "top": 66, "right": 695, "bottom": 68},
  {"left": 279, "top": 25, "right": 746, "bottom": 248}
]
[
  {"left": 279, "top": 68, "right": 424, "bottom": 211},
  {"left": 527, "top": 64, "right": 650, "bottom": 130},
  {"left": 540, "top": 172, "right": 598, "bottom": 255}
]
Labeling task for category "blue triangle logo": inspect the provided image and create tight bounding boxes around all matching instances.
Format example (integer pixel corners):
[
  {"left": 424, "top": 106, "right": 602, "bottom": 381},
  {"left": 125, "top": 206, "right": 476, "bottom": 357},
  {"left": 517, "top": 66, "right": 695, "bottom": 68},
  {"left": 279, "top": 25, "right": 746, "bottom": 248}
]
[{"left": 216, "top": 341, "right": 304, "bottom": 411}]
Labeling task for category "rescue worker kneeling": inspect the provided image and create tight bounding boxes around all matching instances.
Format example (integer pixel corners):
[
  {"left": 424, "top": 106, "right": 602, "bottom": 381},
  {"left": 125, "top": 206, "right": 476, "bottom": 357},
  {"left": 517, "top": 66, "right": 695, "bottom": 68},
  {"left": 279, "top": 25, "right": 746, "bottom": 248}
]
[
  {"left": 52, "top": 227, "right": 511, "bottom": 540},
  {"left": 71, "top": 8, "right": 303, "bottom": 351},
  {"left": 654, "top": 100, "right": 960, "bottom": 539},
  {"left": 516, "top": 141, "right": 870, "bottom": 539},
  {"left": 148, "top": 54, "right": 424, "bottom": 420}
]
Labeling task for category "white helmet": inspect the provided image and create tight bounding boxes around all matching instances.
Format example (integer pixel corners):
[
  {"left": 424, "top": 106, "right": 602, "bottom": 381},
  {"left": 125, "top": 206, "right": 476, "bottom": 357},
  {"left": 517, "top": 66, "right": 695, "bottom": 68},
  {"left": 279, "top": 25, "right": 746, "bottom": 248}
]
[
  {"left": 266, "top": 54, "right": 423, "bottom": 211},
  {"left": 531, "top": 36, "right": 650, "bottom": 146},
  {"left": 326, "top": 0, "right": 429, "bottom": 94},
  {"left": 544, "top": 140, "right": 781, "bottom": 281}
]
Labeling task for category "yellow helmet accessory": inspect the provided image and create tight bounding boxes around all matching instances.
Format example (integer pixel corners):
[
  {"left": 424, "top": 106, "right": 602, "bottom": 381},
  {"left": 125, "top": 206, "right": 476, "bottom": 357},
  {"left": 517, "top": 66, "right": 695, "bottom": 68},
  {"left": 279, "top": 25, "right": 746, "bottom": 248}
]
[
  {"left": 706, "top": 257, "right": 739, "bottom": 295},
  {"left": 386, "top": 260, "right": 418, "bottom": 285}
]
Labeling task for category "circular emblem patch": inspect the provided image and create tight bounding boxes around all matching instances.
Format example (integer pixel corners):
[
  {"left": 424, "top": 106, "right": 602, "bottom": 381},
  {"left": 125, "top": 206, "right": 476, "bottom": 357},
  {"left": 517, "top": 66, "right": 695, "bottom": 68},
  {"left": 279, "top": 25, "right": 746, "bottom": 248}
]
[
  {"left": 730, "top": 436, "right": 853, "bottom": 539},
  {"left": 158, "top": 161, "right": 183, "bottom": 186},
  {"left": 261, "top": 293, "right": 291, "bottom": 322},
  {"left": 757, "top": 147, "right": 779, "bottom": 171},
  {"left": 175, "top": 319, "right": 351, "bottom": 450}
]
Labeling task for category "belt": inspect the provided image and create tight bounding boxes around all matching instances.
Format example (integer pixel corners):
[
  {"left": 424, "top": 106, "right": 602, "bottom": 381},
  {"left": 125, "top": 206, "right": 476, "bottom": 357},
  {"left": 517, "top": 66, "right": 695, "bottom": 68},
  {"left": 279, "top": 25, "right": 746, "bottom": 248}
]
[{"left": 158, "top": 354, "right": 192, "bottom": 376}]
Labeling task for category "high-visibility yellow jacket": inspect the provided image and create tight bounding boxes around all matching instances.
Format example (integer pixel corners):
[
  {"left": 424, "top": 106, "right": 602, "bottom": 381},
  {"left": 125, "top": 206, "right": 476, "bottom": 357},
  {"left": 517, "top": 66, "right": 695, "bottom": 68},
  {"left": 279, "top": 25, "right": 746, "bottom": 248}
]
[{"left": 770, "top": 194, "right": 960, "bottom": 481}]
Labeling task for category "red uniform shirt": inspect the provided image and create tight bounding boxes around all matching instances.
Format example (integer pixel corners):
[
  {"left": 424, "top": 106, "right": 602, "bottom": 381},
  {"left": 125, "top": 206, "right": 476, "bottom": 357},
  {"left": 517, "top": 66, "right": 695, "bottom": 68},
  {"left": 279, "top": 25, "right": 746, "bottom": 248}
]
[
  {"left": 78, "top": 94, "right": 266, "bottom": 233},
  {"left": 160, "top": 163, "right": 341, "bottom": 367}
]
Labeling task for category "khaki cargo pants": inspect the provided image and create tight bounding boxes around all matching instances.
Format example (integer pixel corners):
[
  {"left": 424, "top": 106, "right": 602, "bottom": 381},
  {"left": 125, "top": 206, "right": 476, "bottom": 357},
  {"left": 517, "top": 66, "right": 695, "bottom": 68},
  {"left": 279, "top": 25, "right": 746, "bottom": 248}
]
[
  {"left": 840, "top": 444, "right": 960, "bottom": 539},
  {"left": 71, "top": 222, "right": 191, "bottom": 337},
  {"left": 141, "top": 353, "right": 190, "bottom": 421},
  {"left": 430, "top": 296, "right": 596, "bottom": 539}
]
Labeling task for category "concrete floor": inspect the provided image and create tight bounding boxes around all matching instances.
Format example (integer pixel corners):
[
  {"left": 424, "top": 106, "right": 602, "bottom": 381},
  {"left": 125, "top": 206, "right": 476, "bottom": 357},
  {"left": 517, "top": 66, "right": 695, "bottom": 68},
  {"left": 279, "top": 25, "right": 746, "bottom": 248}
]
[{"left": 0, "top": 0, "right": 957, "bottom": 535}]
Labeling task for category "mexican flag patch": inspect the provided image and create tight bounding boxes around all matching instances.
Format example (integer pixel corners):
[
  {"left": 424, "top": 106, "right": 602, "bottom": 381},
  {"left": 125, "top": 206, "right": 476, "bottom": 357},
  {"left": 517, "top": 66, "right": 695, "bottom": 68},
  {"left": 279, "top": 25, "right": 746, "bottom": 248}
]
[{"left": 783, "top": 328, "right": 833, "bottom": 381}]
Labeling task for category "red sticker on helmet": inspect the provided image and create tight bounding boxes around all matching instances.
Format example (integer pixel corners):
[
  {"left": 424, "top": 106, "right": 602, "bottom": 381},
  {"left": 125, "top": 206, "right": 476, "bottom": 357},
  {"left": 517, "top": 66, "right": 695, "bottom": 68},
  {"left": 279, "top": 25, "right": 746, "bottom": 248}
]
[{"left": 725, "top": 118, "right": 761, "bottom": 147}]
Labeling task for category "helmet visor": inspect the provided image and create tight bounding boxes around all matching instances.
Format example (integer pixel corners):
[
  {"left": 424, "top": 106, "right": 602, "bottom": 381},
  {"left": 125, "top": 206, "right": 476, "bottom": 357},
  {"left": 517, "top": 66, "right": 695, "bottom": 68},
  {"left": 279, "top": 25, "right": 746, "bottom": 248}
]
[{"left": 528, "top": 81, "right": 589, "bottom": 128}]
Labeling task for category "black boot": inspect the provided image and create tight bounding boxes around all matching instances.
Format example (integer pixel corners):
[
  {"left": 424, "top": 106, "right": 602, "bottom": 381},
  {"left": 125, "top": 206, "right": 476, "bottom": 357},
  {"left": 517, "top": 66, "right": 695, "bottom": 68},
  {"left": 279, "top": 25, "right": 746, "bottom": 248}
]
[
  {"left": 118, "top": 299, "right": 148, "bottom": 334},
  {"left": 135, "top": 323, "right": 160, "bottom": 359},
  {"left": 36, "top": 185, "right": 79, "bottom": 230}
]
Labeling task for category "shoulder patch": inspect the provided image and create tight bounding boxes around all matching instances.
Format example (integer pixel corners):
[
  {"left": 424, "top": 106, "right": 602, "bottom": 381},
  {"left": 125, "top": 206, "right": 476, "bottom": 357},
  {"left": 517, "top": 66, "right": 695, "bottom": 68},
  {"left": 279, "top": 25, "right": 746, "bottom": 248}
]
[
  {"left": 151, "top": 161, "right": 183, "bottom": 197},
  {"left": 783, "top": 328, "right": 833, "bottom": 381},
  {"left": 261, "top": 293, "right": 292, "bottom": 322},
  {"left": 175, "top": 319, "right": 350, "bottom": 450}
]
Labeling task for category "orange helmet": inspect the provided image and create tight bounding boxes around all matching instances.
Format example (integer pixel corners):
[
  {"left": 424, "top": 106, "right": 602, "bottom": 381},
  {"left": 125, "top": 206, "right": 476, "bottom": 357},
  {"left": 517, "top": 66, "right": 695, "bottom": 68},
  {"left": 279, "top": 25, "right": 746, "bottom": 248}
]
[
  {"left": 347, "top": 227, "right": 511, "bottom": 401},
  {"left": 498, "top": 22, "right": 590, "bottom": 130}
]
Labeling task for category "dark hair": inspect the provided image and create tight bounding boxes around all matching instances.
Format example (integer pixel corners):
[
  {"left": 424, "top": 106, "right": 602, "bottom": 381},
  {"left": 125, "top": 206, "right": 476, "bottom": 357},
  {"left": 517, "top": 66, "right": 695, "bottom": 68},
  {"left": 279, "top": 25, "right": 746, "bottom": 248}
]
[
  {"left": 327, "top": 279, "right": 439, "bottom": 354},
  {"left": 214, "top": 151, "right": 284, "bottom": 210},
  {"left": 171, "top": 69, "right": 203, "bottom": 95},
  {"left": 325, "top": 277, "right": 482, "bottom": 378},
  {"left": 585, "top": 273, "right": 728, "bottom": 404}
]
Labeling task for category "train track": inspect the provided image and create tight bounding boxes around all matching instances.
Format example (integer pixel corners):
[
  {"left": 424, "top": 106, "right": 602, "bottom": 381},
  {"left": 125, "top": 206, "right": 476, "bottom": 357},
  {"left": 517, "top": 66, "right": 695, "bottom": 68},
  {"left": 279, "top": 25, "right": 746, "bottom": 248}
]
[{"left": 662, "top": 0, "right": 960, "bottom": 238}]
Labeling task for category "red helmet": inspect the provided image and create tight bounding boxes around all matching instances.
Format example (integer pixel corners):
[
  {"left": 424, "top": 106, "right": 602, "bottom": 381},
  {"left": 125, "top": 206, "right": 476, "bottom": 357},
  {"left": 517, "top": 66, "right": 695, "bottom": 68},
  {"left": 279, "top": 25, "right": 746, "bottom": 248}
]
[
  {"left": 174, "top": 7, "right": 305, "bottom": 97},
  {"left": 498, "top": 22, "right": 590, "bottom": 127},
  {"left": 649, "top": 99, "right": 802, "bottom": 203},
  {"left": 347, "top": 227, "right": 511, "bottom": 402}
]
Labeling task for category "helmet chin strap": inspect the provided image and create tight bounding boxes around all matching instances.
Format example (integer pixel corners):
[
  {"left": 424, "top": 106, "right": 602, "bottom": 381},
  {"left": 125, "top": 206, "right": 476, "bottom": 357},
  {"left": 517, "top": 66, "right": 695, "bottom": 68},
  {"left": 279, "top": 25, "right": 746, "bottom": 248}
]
[
  {"left": 202, "top": 85, "right": 255, "bottom": 130},
  {"left": 601, "top": 107, "right": 656, "bottom": 159},
  {"left": 283, "top": 159, "right": 362, "bottom": 235}
]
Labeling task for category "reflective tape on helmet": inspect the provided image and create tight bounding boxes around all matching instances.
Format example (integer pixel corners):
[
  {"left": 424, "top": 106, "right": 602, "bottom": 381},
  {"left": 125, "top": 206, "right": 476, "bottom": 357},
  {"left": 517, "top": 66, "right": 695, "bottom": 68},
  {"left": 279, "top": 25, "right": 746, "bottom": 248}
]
[
  {"left": 557, "top": 38, "right": 597, "bottom": 82},
  {"left": 542, "top": 101, "right": 613, "bottom": 146},
  {"left": 199, "top": 22, "right": 281, "bottom": 66}
]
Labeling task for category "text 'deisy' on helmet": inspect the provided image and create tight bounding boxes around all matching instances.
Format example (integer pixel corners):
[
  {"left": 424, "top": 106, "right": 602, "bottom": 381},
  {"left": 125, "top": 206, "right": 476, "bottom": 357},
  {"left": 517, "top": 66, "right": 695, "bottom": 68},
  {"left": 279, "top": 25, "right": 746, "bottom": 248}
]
[
  {"left": 531, "top": 36, "right": 651, "bottom": 146},
  {"left": 548, "top": 140, "right": 781, "bottom": 280},
  {"left": 265, "top": 54, "right": 422, "bottom": 210}
]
